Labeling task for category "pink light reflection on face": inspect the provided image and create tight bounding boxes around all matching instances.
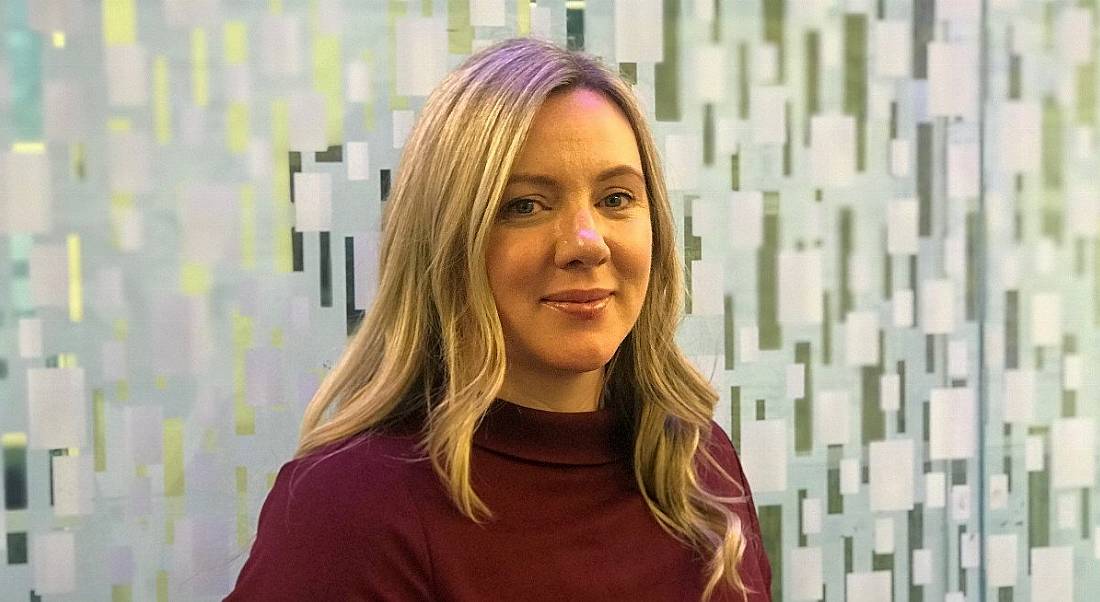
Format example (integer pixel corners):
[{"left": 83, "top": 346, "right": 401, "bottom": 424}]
[{"left": 577, "top": 227, "right": 599, "bottom": 241}]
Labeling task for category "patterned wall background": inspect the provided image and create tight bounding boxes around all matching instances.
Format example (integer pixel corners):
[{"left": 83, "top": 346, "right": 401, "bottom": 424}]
[{"left": 0, "top": 0, "right": 1097, "bottom": 600}]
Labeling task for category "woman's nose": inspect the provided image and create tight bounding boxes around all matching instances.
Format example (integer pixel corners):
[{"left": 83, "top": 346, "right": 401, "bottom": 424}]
[{"left": 555, "top": 204, "right": 610, "bottom": 266}]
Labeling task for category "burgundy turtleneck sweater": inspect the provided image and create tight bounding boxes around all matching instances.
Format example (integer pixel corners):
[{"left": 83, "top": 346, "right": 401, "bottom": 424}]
[{"left": 225, "top": 398, "right": 772, "bottom": 601}]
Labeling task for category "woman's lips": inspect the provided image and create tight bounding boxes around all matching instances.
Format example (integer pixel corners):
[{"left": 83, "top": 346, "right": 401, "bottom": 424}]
[{"left": 540, "top": 294, "right": 611, "bottom": 318}]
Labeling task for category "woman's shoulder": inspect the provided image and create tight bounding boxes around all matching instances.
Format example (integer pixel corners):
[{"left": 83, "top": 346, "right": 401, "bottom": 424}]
[
  {"left": 270, "top": 430, "right": 430, "bottom": 517},
  {"left": 696, "top": 419, "right": 752, "bottom": 498},
  {"left": 227, "top": 430, "right": 436, "bottom": 599},
  {"left": 700, "top": 420, "right": 741, "bottom": 466}
]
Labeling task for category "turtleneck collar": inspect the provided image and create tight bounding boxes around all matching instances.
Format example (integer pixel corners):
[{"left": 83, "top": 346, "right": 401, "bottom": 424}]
[{"left": 472, "top": 397, "right": 632, "bottom": 466}]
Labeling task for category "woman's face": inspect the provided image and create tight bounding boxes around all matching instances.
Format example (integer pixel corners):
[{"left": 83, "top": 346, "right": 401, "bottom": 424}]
[{"left": 486, "top": 87, "right": 653, "bottom": 388}]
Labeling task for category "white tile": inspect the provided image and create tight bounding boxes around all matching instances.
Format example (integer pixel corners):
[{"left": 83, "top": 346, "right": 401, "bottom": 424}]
[
  {"left": 801, "top": 497, "right": 822, "bottom": 535},
  {"left": 105, "top": 44, "right": 148, "bottom": 106},
  {"left": 874, "top": 518, "right": 894, "bottom": 554},
  {"left": 18, "top": 318, "right": 43, "bottom": 358},
  {"left": 893, "top": 289, "right": 914, "bottom": 328},
  {"left": 840, "top": 457, "right": 860, "bottom": 495},
  {"left": 928, "top": 42, "right": 978, "bottom": 120},
  {"left": 1025, "top": 435, "right": 1044, "bottom": 472},
  {"left": 4, "top": 150, "right": 54, "bottom": 234},
  {"left": 874, "top": 20, "right": 911, "bottom": 78},
  {"left": 469, "top": 0, "right": 506, "bottom": 27},
  {"left": 890, "top": 138, "right": 911, "bottom": 177},
  {"left": 786, "top": 364, "right": 805, "bottom": 399},
  {"left": 925, "top": 472, "right": 946, "bottom": 508},
  {"left": 870, "top": 439, "right": 914, "bottom": 511},
  {"left": 259, "top": 15, "right": 302, "bottom": 77},
  {"left": 999, "top": 101, "right": 1041, "bottom": 173},
  {"left": 1003, "top": 369, "right": 1036, "bottom": 424},
  {"left": 989, "top": 474, "right": 1008, "bottom": 510},
  {"left": 930, "top": 387, "right": 976, "bottom": 460},
  {"left": 845, "top": 311, "right": 879, "bottom": 367},
  {"left": 810, "top": 114, "right": 856, "bottom": 186},
  {"left": 778, "top": 250, "right": 824, "bottom": 325},
  {"left": 887, "top": 198, "right": 918, "bottom": 255},
  {"left": 694, "top": 45, "right": 727, "bottom": 103},
  {"left": 947, "top": 338, "right": 968, "bottom": 379},
  {"left": 960, "top": 530, "right": 980, "bottom": 568},
  {"left": 912, "top": 549, "right": 932, "bottom": 585},
  {"left": 739, "top": 326, "right": 759, "bottom": 363},
  {"left": 345, "top": 61, "right": 370, "bottom": 103},
  {"left": 1057, "top": 492, "right": 1079, "bottom": 530},
  {"left": 740, "top": 420, "right": 786, "bottom": 492},
  {"left": 288, "top": 92, "right": 327, "bottom": 152},
  {"left": 921, "top": 278, "right": 955, "bottom": 334},
  {"left": 690, "top": 260, "right": 724, "bottom": 316},
  {"left": 346, "top": 141, "right": 370, "bottom": 181},
  {"left": 817, "top": 390, "right": 851, "bottom": 446},
  {"left": 614, "top": 0, "right": 662, "bottom": 62},
  {"left": 729, "top": 191, "right": 763, "bottom": 249},
  {"left": 880, "top": 373, "right": 900, "bottom": 412},
  {"left": 395, "top": 16, "right": 447, "bottom": 96},
  {"left": 789, "top": 547, "right": 823, "bottom": 600},
  {"left": 1031, "top": 547, "right": 1073, "bottom": 602},
  {"left": 393, "top": 109, "right": 415, "bottom": 148},
  {"left": 845, "top": 571, "right": 891, "bottom": 602},
  {"left": 293, "top": 173, "right": 333, "bottom": 232},
  {"left": 987, "top": 533, "right": 1017, "bottom": 587},
  {"left": 33, "top": 532, "right": 76, "bottom": 594},
  {"left": 1052, "top": 418, "right": 1095, "bottom": 488},
  {"left": 665, "top": 134, "right": 701, "bottom": 190},
  {"left": 750, "top": 86, "right": 786, "bottom": 144},
  {"left": 951, "top": 485, "right": 971, "bottom": 521},
  {"left": 52, "top": 455, "right": 95, "bottom": 516},
  {"left": 28, "top": 367, "right": 86, "bottom": 449},
  {"left": 125, "top": 405, "right": 163, "bottom": 465},
  {"left": 1031, "top": 292, "right": 1062, "bottom": 347}
]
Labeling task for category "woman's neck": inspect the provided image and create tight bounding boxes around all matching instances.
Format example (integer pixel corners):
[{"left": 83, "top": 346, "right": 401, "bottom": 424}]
[{"left": 496, "top": 364, "right": 607, "bottom": 413}]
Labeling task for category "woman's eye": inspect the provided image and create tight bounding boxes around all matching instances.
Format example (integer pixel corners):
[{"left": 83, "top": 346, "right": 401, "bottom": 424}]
[
  {"left": 504, "top": 199, "right": 541, "bottom": 216},
  {"left": 603, "top": 192, "right": 633, "bottom": 208}
]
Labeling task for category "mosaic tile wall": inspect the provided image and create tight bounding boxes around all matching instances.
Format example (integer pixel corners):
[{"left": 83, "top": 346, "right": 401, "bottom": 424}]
[{"left": 0, "top": 0, "right": 1097, "bottom": 600}]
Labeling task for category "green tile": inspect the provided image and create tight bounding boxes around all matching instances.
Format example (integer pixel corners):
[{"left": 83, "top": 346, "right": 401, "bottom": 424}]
[
  {"left": 654, "top": 0, "right": 680, "bottom": 121},
  {"left": 843, "top": 14, "right": 867, "bottom": 170},
  {"left": 759, "top": 193, "right": 782, "bottom": 350},
  {"left": 828, "top": 466, "right": 843, "bottom": 514},
  {"left": 446, "top": 0, "right": 471, "bottom": 54},
  {"left": 619, "top": 62, "right": 637, "bottom": 85},
  {"left": 759, "top": 505, "right": 782, "bottom": 602},
  {"left": 566, "top": 5, "right": 584, "bottom": 50},
  {"left": 1078, "top": 62, "right": 1096, "bottom": 124},
  {"left": 7, "top": 532, "right": 27, "bottom": 564},
  {"left": 804, "top": 31, "right": 819, "bottom": 145},
  {"left": 1042, "top": 97, "right": 1064, "bottom": 189},
  {"left": 763, "top": 0, "right": 785, "bottom": 82},
  {"left": 1029, "top": 462, "right": 1050, "bottom": 548},
  {"left": 730, "top": 386, "right": 741, "bottom": 450},
  {"left": 794, "top": 342, "right": 813, "bottom": 454}
]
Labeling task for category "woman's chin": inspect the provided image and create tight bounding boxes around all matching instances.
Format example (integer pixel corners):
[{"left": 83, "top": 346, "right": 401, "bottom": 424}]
[{"left": 535, "top": 351, "right": 615, "bottom": 373}]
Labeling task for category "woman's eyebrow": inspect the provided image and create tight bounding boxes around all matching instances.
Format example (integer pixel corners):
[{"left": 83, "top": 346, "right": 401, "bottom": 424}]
[{"left": 506, "top": 165, "right": 644, "bottom": 187}]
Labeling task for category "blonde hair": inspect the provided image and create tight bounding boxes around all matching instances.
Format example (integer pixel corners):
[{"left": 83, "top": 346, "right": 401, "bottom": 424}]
[{"left": 296, "top": 37, "right": 758, "bottom": 602}]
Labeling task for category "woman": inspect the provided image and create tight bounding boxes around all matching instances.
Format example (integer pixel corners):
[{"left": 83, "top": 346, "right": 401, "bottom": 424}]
[{"left": 226, "top": 37, "right": 772, "bottom": 601}]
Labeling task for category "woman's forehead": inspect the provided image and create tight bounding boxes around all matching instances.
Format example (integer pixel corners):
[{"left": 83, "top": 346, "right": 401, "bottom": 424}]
[{"left": 511, "top": 90, "right": 643, "bottom": 175}]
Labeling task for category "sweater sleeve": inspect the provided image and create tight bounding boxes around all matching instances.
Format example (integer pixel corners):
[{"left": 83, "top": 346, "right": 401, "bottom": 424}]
[
  {"left": 224, "top": 448, "right": 435, "bottom": 601},
  {"left": 702, "top": 421, "right": 774, "bottom": 597}
]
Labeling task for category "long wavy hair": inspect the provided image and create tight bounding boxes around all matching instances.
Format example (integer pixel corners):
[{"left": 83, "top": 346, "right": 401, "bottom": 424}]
[{"left": 295, "top": 37, "right": 757, "bottom": 602}]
